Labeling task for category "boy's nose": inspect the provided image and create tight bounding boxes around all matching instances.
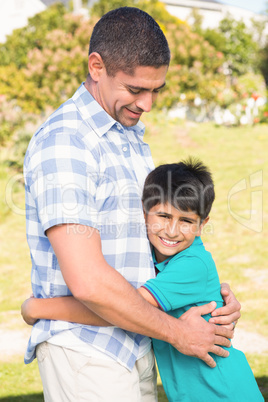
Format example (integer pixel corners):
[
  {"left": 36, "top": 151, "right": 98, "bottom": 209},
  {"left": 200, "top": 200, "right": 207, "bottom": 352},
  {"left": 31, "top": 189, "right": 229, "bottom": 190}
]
[{"left": 165, "top": 221, "right": 180, "bottom": 238}]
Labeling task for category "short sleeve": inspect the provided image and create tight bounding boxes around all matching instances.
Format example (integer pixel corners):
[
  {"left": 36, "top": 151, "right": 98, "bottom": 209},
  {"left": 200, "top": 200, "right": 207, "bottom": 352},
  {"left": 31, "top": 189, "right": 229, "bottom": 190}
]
[
  {"left": 25, "top": 131, "right": 100, "bottom": 234},
  {"left": 143, "top": 256, "right": 208, "bottom": 312}
]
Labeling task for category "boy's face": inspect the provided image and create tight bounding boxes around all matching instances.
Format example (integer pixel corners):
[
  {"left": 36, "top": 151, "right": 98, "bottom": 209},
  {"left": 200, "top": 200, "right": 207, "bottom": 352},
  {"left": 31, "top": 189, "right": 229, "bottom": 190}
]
[{"left": 145, "top": 203, "right": 209, "bottom": 263}]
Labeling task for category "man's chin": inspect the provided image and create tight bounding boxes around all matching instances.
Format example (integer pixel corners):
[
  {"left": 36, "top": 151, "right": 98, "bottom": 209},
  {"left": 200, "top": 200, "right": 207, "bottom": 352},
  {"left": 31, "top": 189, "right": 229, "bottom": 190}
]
[
  {"left": 118, "top": 117, "right": 140, "bottom": 127},
  {"left": 116, "top": 109, "right": 142, "bottom": 127}
]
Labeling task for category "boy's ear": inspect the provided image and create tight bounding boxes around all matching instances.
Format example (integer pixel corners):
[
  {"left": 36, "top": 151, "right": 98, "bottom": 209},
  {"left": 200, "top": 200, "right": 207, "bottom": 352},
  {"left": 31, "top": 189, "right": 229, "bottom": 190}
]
[
  {"left": 197, "top": 216, "right": 209, "bottom": 236},
  {"left": 88, "top": 52, "right": 106, "bottom": 82}
]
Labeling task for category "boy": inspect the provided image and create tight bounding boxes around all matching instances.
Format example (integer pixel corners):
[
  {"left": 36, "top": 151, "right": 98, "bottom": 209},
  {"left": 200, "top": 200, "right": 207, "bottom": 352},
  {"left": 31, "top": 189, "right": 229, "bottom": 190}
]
[{"left": 22, "top": 159, "right": 262, "bottom": 401}]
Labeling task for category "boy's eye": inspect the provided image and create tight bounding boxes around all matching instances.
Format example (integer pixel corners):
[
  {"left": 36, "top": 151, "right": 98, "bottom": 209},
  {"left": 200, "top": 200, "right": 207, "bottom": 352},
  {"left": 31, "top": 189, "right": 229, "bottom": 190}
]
[
  {"left": 181, "top": 219, "right": 193, "bottom": 224},
  {"left": 159, "top": 214, "right": 170, "bottom": 219}
]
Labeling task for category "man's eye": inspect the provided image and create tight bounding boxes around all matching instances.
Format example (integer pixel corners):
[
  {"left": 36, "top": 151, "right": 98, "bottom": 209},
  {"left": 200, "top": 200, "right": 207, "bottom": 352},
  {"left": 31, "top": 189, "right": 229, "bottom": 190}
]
[
  {"left": 159, "top": 215, "right": 170, "bottom": 219},
  {"left": 181, "top": 219, "right": 192, "bottom": 224},
  {"left": 129, "top": 88, "right": 140, "bottom": 95}
]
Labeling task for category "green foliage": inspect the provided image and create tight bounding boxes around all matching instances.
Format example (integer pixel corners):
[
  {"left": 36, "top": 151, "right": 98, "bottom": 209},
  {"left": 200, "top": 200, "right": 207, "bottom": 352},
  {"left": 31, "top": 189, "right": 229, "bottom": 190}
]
[
  {"left": 91, "top": 0, "right": 179, "bottom": 24},
  {"left": 236, "top": 73, "right": 267, "bottom": 97},
  {"left": 0, "top": 1, "right": 266, "bottom": 151},
  {"left": 0, "top": 7, "right": 94, "bottom": 114},
  {"left": 218, "top": 16, "right": 260, "bottom": 75},
  {"left": 187, "top": 7, "right": 204, "bottom": 32},
  {"left": 91, "top": 0, "right": 136, "bottom": 16},
  {"left": 0, "top": 3, "right": 67, "bottom": 68},
  {"left": 0, "top": 96, "right": 25, "bottom": 145},
  {"left": 156, "top": 23, "right": 226, "bottom": 108},
  {"left": 259, "top": 43, "right": 268, "bottom": 87},
  {"left": 193, "top": 14, "right": 261, "bottom": 77}
]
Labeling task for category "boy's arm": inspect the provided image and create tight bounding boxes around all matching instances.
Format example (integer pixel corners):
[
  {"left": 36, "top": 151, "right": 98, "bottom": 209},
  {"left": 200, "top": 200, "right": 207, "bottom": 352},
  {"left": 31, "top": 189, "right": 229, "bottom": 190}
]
[
  {"left": 138, "top": 287, "right": 159, "bottom": 308},
  {"left": 21, "top": 290, "right": 158, "bottom": 327},
  {"left": 21, "top": 296, "right": 111, "bottom": 326}
]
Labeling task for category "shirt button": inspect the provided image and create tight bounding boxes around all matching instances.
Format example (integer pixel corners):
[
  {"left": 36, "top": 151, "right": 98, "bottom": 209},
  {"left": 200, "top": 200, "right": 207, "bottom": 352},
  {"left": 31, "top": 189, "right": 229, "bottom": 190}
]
[{"left": 123, "top": 146, "right": 128, "bottom": 152}]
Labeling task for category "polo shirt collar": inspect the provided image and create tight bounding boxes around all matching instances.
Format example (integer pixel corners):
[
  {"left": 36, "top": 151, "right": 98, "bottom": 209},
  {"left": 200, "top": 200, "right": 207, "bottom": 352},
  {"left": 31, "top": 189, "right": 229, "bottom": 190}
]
[
  {"left": 152, "top": 248, "right": 172, "bottom": 273},
  {"left": 72, "top": 83, "right": 145, "bottom": 138}
]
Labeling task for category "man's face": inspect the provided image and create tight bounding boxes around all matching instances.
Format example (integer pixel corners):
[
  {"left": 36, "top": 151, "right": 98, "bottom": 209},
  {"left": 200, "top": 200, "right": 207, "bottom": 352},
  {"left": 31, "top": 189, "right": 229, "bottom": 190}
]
[
  {"left": 95, "top": 65, "right": 168, "bottom": 127},
  {"left": 145, "top": 203, "right": 208, "bottom": 263}
]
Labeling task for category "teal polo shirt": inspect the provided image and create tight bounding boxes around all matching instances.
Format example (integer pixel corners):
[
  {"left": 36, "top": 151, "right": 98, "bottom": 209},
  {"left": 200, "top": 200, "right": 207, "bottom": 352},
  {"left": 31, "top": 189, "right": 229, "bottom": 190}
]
[
  {"left": 144, "top": 236, "right": 223, "bottom": 316},
  {"left": 142, "top": 237, "right": 263, "bottom": 402}
]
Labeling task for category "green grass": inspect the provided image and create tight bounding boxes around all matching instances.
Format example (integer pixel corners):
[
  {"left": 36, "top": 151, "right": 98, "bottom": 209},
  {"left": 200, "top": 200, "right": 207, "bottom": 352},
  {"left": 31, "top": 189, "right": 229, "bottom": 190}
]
[
  {"left": 0, "top": 114, "right": 267, "bottom": 400},
  {"left": 0, "top": 359, "right": 42, "bottom": 400}
]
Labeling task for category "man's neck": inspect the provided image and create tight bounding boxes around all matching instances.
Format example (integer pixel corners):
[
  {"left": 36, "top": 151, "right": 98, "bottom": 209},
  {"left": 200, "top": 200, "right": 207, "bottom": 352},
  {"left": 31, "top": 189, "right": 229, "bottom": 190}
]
[{"left": 84, "top": 75, "right": 94, "bottom": 98}]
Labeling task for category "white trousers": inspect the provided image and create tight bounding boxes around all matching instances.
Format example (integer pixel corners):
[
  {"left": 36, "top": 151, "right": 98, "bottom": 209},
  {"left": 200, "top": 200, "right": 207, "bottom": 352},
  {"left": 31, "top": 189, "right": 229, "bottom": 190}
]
[{"left": 36, "top": 342, "right": 158, "bottom": 402}]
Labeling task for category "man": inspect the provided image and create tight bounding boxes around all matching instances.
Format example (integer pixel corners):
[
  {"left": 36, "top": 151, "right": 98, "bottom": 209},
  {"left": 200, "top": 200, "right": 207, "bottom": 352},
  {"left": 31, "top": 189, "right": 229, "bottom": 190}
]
[{"left": 23, "top": 7, "right": 240, "bottom": 401}]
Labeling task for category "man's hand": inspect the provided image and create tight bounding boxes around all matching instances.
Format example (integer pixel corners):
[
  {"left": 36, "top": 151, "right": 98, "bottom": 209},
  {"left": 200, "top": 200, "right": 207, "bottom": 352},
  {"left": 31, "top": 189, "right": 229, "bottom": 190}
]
[
  {"left": 21, "top": 296, "right": 37, "bottom": 326},
  {"left": 171, "top": 302, "right": 232, "bottom": 368},
  {"left": 209, "top": 283, "right": 241, "bottom": 330}
]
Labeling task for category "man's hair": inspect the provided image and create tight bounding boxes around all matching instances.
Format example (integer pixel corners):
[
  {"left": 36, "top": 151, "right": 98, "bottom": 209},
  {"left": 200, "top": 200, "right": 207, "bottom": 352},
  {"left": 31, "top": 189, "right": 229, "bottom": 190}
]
[
  {"left": 142, "top": 158, "right": 215, "bottom": 221},
  {"left": 89, "top": 7, "right": 170, "bottom": 76}
]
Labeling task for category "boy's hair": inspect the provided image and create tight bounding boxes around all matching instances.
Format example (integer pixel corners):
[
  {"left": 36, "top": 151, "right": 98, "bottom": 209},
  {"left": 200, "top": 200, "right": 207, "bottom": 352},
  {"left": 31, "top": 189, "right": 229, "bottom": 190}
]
[
  {"left": 142, "top": 158, "right": 215, "bottom": 221},
  {"left": 89, "top": 7, "right": 170, "bottom": 76}
]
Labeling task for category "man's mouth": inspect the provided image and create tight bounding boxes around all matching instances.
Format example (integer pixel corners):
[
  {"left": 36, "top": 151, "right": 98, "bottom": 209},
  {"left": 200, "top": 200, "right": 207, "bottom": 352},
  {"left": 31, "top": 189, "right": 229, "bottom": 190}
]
[
  {"left": 125, "top": 107, "right": 143, "bottom": 117},
  {"left": 159, "top": 237, "right": 180, "bottom": 247}
]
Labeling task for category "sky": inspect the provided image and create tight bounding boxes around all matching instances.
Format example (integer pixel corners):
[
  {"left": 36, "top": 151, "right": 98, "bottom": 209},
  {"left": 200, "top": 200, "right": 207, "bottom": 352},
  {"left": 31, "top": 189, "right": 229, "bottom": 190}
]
[{"left": 220, "top": 0, "right": 267, "bottom": 14}]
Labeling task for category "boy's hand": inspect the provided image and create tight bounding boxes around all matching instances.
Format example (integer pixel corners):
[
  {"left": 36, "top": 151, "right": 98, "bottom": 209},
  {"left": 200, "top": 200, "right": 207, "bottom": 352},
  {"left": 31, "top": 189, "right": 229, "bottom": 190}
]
[
  {"left": 21, "top": 296, "right": 37, "bottom": 326},
  {"left": 173, "top": 302, "right": 232, "bottom": 368},
  {"left": 209, "top": 283, "right": 241, "bottom": 329}
]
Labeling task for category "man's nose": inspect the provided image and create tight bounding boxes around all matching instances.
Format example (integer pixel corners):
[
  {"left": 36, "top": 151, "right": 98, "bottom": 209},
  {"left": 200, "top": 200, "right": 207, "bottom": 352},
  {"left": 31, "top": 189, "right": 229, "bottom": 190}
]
[{"left": 135, "top": 92, "right": 154, "bottom": 113}]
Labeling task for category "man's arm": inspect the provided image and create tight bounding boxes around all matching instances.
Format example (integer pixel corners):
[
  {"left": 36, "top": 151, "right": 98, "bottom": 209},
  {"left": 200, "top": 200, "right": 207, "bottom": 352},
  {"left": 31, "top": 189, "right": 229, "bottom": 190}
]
[{"left": 46, "top": 223, "right": 233, "bottom": 368}]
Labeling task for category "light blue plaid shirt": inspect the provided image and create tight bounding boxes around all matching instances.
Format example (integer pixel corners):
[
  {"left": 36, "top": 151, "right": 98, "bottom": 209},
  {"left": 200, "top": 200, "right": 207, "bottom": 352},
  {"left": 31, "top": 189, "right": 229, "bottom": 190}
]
[{"left": 23, "top": 83, "right": 155, "bottom": 370}]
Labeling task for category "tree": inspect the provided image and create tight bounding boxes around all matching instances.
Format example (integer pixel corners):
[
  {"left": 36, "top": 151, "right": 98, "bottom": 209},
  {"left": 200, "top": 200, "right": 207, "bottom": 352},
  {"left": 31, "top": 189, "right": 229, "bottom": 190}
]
[
  {"left": 0, "top": 5, "right": 94, "bottom": 113},
  {"left": 91, "top": 0, "right": 179, "bottom": 24},
  {"left": 259, "top": 44, "right": 268, "bottom": 86},
  {"left": 217, "top": 15, "right": 260, "bottom": 76},
  {"left": 0, "top": 3, "right": 68, "bottom": 68}
]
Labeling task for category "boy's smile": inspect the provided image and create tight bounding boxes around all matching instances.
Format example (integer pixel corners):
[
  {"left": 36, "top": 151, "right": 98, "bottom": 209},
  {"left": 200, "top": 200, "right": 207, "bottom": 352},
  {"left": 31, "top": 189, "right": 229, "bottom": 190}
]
[{"left": 145, "top": 203, "right": 209, "bottom": 263}]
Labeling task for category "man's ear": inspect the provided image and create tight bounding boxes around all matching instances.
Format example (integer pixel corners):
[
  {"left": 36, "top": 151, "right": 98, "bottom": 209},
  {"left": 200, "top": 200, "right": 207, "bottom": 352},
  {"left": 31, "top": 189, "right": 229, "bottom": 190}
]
[
  {"left": 88, "top": 52, "right": 105, "bottom": 82},
  {"left": 197, "top": 216, "right": 209, "bottom": 236}
]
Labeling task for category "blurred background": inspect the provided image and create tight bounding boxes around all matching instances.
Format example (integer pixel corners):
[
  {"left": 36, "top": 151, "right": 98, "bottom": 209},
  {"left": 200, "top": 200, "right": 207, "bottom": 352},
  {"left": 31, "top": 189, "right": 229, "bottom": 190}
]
[{"left": 0, "top": 1, "right": 267, "bottom": 400}]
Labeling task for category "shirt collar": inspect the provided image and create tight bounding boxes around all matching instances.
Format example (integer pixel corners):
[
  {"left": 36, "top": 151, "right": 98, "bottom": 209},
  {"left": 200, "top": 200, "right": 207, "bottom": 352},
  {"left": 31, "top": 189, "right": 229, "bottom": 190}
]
[
  {"left": 72, "top": 83, "right": 145, "bottom": 138},
  {"left": 152, "top": 248, "right": 172, "bottom": 273}
]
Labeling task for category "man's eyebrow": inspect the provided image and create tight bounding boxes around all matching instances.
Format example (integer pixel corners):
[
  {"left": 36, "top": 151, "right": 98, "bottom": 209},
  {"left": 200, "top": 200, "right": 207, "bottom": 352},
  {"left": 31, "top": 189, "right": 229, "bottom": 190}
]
[{"left": 127, "top": 82, "right": 166, "bottom": 91}]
